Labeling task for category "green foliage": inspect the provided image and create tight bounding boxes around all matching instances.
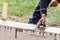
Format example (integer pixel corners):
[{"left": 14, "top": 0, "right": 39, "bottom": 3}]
[
  {"left": 47, "top": 4, "right": 60, "bottom": 23},
  {"left": 0, "top": 0, "right": 60, "bottom": 23},
  {"left": 0, "top": 0, "right": 39, "bottom": 17}
]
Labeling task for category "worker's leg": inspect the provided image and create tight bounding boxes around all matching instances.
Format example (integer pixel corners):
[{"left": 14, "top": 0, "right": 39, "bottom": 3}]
[
  {"left": 28, "top": 5, "right": 41, "bottom": 24},
  {"left": 28, "top": 0, "right": 51, "bottom": 24}
]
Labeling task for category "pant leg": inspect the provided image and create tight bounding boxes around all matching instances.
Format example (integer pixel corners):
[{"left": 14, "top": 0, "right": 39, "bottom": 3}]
[
  {"left": 28, "top": 0, "right": 51, "bottom": 24},
  {"left": 28, "top": 4, "right": 41, "bottom": 24}
]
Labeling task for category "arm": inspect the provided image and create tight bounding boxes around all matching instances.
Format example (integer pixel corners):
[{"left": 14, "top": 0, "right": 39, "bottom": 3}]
[
  {"left": 41, "top": 14, "right": 46, "bottom": 21},
  {"left": 37, "top": 13, "right": 46, "bottom": 26},
  {"left": 37, "top": 0, "right": 49, "bottom": 26}
]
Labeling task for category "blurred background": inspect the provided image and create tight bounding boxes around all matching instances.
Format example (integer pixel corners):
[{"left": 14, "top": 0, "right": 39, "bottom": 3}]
[{"left": 0, "top": 0, "right": 60, "bottom": 25}]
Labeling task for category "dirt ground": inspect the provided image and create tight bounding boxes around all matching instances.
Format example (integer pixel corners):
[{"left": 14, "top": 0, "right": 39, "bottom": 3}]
[{"left": 0, "top": 26, "right": 60, "bottom": 40}]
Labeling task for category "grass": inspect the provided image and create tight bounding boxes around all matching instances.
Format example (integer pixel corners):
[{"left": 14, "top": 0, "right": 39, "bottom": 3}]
[
  {"left": 0, "top": 0, "right": 39, "bottom": 16},
  {"left": 47, "top": 4, "right": 60, "bottom": 24},
  {"left": 0, "top": 0, "right": 60, "bottom": 24}
]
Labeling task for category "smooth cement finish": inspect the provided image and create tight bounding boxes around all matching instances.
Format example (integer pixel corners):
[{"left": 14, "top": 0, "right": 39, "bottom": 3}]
[{"left": 0, "top": 20, "right": 60, "bottom": 34}]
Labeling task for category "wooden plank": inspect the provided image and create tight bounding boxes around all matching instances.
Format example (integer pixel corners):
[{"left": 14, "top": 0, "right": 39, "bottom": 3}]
[
  {"left": 2, "top": 3, "right": 8, "bottom": 20},
  {"left": 0, "top": 20, "right": 37, "bottom": 30}
]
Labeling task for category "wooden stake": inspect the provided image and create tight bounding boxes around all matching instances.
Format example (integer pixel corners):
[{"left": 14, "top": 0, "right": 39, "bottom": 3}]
[{"left": 2, "top": 3, "right": 8, "bottom": 20}]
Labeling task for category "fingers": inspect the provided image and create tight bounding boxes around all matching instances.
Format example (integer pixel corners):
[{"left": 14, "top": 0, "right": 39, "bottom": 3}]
[
  {"left": 37, "top": 18, "right": 45, "bottom": 26},
  {"left": 37, "top": 20, "right": 42, "bottom": 26},
  {"left": 42, "top": 19, "right": 45, "bottom": 25}
]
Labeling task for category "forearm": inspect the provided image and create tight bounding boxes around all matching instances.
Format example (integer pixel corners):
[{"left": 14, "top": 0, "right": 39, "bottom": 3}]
[
  {"left": 40, "top": 0, "right": 50, "bottom": 16},
  {"left": 41, "top": 14, "right": 46, "bottom": 19},
  {"left": 51, "top": 0, "right": 57, "bottom": 1},
  {"left": 52, "top": 0, "right": 55, "bottom": 1}
]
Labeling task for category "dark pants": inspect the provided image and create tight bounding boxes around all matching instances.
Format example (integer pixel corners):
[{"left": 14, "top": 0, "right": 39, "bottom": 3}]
[{"left": 28, "top": 0, "right": 51, "bottom": 24}]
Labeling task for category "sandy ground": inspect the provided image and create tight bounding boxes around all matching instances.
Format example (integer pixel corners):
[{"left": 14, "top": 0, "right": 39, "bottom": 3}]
[{"left": 0, "top": 26, "right": 60, "bottom": 40}]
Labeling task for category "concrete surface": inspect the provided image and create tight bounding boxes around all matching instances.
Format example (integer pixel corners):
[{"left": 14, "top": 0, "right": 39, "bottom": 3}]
[{"left": 0, "top": 26, "right": 60, "bottom": 40}]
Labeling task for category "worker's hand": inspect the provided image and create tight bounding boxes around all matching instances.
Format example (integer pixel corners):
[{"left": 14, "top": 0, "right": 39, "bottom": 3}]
[
  {"left": 37, "top": 18, "right": 46, "bottom": 26},
  {"left": 37, "top": 14, "right": 46, "bottom": 27},
  {"left": 49, "top": 0, "right": 58, "bottom": 7}
]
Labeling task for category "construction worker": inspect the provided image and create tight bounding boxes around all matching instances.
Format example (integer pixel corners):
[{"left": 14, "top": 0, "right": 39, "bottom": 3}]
[{"left": 28, "top": 0, "right": 58, "bottom": 27}]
